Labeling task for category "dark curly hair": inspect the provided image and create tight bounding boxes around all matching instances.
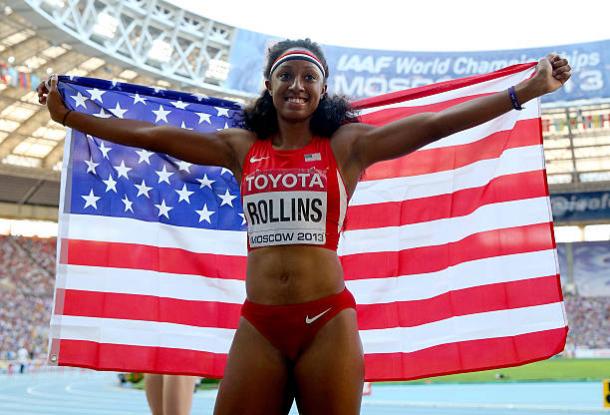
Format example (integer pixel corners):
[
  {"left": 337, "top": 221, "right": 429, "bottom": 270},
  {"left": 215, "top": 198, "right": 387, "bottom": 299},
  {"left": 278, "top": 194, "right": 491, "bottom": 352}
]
[{"left": 242, "top": 38, "right": 357, "bottom": 139}]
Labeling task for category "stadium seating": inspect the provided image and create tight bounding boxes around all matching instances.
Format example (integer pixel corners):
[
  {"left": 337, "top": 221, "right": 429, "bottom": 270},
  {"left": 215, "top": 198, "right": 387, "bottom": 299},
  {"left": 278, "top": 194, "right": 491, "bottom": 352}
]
[{"left": 0, "top": 235, "right": 55, "bottom": 361}]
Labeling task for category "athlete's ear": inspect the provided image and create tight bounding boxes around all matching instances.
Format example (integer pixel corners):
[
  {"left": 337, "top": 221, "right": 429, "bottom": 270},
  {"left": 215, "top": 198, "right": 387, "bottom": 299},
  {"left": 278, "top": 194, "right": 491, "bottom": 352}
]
[
  {"left": 321, "top": 83, "right": 328, "bottom": 100},
  {"left": 265, "top": 80, "right": 272, "bottom": 96}
]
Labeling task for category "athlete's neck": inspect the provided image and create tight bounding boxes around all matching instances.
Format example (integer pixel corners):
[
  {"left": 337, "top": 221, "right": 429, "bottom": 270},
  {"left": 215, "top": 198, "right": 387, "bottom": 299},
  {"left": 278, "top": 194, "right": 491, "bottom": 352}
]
[{"left": 274, "top": 121, "right": 313, "bottom": 150}]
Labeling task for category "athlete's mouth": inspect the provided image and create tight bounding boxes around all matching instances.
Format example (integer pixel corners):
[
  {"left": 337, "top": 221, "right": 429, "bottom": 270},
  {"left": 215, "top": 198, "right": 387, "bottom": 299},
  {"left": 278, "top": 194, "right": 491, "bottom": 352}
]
[{"left": 285, "top": 97, "right": 308, "bottom": 104}]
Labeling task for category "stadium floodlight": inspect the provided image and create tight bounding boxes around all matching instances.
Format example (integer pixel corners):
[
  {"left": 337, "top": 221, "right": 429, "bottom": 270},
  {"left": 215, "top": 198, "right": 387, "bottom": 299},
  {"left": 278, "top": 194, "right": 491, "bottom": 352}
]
[
  {"left": 43, "top": 0, "right": 65, "bottom": 7},
  {"left": 0, "top": 119, "right": 20, "bottom": 132},
  {"left": 554, "top": 225, "right": 583, "bottom": 243},
  {"left": 1, "top": 104, "right": 37, "bottom": 122},
  {"left": 118, "top": 69, "right": 138, "bottom": 80},
  {"left": 584, "top": 224, "right": 610, "bottom": 241},
  {"left": 205, "top": 59, "right": 231, "bottom": 81},
  {"left": 0, "top": 218, "right": 58, "bottom": 238},
  {"left": 147, "top": 39, "right": 173, "bottom": 63},
  {"left": 93, "top": 12, "right": 118, "bottom": 39}
]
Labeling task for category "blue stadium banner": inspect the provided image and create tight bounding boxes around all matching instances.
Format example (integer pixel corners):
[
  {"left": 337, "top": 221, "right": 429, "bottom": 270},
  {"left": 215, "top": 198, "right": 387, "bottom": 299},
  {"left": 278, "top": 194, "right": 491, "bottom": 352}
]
[
  {"left": 225, "top": 29, "right": 610, "bottom": 103},
  {"left": 551, "top": 191, "right": 610, "bottom": 223}
]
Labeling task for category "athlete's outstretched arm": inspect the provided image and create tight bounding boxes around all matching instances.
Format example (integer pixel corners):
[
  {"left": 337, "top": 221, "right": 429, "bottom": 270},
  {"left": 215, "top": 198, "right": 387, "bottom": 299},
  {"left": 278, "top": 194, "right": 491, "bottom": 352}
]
[
  {"left": 37, "top": 76, "right": 251, "bottom": 173},
  {"left": 350, "top": 54, "right": 571, "bottom": 169}
]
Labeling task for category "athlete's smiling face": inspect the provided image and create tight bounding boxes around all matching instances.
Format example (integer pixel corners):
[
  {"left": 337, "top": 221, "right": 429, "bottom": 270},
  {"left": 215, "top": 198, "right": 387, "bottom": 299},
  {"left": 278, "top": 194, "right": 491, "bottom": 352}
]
[{"left": 265, "top": 52, "right": 327, "bottom": 123}]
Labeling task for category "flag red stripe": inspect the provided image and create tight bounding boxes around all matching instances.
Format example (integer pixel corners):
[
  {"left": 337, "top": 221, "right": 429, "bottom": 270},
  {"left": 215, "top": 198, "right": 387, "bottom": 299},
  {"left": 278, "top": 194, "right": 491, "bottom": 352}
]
[
  {"left": 56, "top": 275, "right": 560, "bottom": 330},
  {"left": 342, "top": 222, "right": 555, "bottom": 279},
  {"left": 51, "top": 324, "right": 564, "bottom": 381},
  {"left": 357, "top": 276, "right": 562, "bottom": 329},
  {"left": 363, "top": 327, "right": 567, "bottom": 381},
  {"left": 64, "top": 223, "right": 553, "bottom": 281},
  {"left": 362, "top": 119, "right": 540, "bottom": 181},
  {"left": 53, "top": 339, "right": 227, "bottom": 378},
  {"left": 353, "top": 62, "right": 536, "bottom": 110},
  {"left": 56, "top": 288, "right": 241, "bottom": 328},
  {"left": 345, "top": 170, "right": 547, "bottom": 230},
  {"left": 66, "top": 239, "right": 247, "bottom": 279},
  {"left": 359, "top": 95, "right": 487, "bottom": 126}
]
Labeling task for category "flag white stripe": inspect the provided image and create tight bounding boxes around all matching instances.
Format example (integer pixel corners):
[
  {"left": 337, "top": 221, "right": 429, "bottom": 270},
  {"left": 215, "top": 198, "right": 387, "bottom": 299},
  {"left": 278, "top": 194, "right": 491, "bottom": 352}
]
[
  {"left": 337, "top": 170, "right": 348, "bottom": 233},
  {"left": 350, "top": 145, "right": 544, "bottom": 206},
  {"left": 348, "top": 249, "right": 558, "bottom": 304},
  {"left": 50, "top": 315, "right": 235, "bottom": 353},
  {"left": 418, "top": 106, "right": 539, "bottom": 150},
  {"left": 358, "top": 68, "right": 535, "bottom": 114},
  {"left": 63, "top": 197, "right": 550, "bottom": 256},
  {"left": 56, "top": 264, "right": 247, "bottom": 303},
  {"left": 58, "top": 249, "right": 556, "bottom": 305},
  {"left": 360, "top": 302, "right": 566, "bottom": 354},
  {"left": 63, "top": 213, "right": 247, "bottom": 255},
  {"left": 51, "top": 302, "right": 564, "bottom": 355},
  {"left": 340, "top": 197, "right": 551, "bottom": 255}
]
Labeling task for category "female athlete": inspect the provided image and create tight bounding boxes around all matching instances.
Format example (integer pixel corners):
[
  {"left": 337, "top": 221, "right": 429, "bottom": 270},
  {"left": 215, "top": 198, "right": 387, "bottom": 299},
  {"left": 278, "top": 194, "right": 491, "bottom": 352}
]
[{"left": 38, "top": 38, "right": 571, "bottom": 414}]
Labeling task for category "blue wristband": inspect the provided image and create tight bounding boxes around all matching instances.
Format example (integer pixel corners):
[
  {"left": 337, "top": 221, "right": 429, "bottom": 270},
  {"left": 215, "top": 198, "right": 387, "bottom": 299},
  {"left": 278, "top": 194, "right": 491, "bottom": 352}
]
[{"left": 508, "top": 86, "right": 523, "bottom": 110}]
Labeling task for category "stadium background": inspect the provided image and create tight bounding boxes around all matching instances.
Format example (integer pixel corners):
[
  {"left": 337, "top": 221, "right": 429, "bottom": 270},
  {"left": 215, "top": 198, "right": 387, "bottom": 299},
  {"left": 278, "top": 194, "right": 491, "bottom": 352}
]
[{"left": 0, "top": 0, "right": 609, "bottom": 413}]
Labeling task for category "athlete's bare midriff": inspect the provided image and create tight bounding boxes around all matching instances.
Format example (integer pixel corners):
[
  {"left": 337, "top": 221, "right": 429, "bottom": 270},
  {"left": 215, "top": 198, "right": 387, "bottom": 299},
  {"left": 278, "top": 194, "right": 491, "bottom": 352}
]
[{"left": 245, "top": 245, "right": 345, "bottom": 305}]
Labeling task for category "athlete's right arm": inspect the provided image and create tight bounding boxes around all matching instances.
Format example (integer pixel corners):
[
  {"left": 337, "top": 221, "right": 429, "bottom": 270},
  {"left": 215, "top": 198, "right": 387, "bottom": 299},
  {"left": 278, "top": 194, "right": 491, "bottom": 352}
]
[{"left": 37, "top": 76, "right": 251, "bottom": 173}]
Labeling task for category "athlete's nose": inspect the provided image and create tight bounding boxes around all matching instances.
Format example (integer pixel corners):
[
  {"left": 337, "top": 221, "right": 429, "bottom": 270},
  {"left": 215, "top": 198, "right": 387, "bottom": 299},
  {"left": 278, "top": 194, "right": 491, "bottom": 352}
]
[{"left": 289, "top": 76, "right": 304, "bottom": 92}]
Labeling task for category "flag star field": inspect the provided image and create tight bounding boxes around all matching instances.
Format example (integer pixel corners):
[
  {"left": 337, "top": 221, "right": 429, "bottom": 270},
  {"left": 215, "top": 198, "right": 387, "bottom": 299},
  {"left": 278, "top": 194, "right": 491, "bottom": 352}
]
[{"left": 65, "top": 77, "right": 246, "bottom": 231}]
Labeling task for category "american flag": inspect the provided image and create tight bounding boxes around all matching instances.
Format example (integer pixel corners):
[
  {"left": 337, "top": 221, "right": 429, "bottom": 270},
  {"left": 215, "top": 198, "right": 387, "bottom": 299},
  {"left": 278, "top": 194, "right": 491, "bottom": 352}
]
[{"left": 49, "top": 63, "right": 567, "bottom": 381}]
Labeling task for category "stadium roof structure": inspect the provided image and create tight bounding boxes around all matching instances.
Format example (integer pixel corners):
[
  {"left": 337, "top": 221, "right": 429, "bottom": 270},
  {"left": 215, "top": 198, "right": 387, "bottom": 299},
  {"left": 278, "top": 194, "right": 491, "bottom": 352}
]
[
  {"left": 0, "top": 0, "right": 250, "bottom": 221},
  {"left": 1, "top": 0, "right": 610, "bottom": 222}
]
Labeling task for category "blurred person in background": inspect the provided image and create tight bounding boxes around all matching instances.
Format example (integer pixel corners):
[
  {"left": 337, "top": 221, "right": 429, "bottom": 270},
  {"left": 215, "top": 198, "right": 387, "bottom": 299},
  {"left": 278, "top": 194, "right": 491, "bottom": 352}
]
[
  {"left": 17, "top": 344, "right": 28, "bottom": 374},
  {"left": 145, "top": 374, "right": 198, "bottom": 415}
]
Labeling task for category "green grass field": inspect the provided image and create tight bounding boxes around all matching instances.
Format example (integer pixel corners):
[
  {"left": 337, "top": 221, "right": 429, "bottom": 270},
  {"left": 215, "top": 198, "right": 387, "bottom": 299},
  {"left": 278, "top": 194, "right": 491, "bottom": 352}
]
[
  {"left": 399, "top": 358, "right": 610, "bottom": 384},
  {"left": 129, "top": 358, "right": 609, "bottom": 390}
]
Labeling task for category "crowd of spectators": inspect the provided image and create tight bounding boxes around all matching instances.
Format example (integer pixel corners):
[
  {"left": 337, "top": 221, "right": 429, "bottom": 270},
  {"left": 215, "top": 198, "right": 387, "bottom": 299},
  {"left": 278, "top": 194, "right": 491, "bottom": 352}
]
[
  {"left": 0, "top": 235, "right": 55, "bottom": 361},
  {"left": 0, "top": 235, "right": 608, "bottom": 365},
  {"left": 563, "top": 293, "right": 610, "bottom": 350}
]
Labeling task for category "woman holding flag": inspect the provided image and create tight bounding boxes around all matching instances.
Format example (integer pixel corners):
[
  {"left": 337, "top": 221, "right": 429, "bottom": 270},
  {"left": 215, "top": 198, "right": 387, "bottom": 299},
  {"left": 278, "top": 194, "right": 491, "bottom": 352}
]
[{"left": 38, "top": 39, "right": 570, "bottom": 414}]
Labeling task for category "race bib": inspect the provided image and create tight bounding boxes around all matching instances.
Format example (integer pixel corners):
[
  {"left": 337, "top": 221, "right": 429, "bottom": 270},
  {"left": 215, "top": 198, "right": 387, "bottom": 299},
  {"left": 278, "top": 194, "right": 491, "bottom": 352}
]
[{"left": 242, "top": 168, "right": 328, "bottom": 247}]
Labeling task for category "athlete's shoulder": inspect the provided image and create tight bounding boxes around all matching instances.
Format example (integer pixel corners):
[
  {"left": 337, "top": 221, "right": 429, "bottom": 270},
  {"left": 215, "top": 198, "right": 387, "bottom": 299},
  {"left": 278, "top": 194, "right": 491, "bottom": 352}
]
[
  {"left": 213, "top": 128, "right": 258, "bottom": 171},
  {"left": 216, "top": 127, "right": 257, "bottom": 155},
  {"left": 331, "top": 122, "right": 373, "bottom": 143},
  {"left": 217, "top": 127, "right": 256, "bottom": 142},
  {"left": 329, "top": 122, "right": 372, "bottom": 158}
]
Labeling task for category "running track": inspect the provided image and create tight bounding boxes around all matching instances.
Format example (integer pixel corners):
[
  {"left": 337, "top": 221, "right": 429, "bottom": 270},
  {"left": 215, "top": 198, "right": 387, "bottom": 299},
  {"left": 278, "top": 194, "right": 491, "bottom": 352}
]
[{"left": 0, "top": 370, "right": 607, "bottom": 414}]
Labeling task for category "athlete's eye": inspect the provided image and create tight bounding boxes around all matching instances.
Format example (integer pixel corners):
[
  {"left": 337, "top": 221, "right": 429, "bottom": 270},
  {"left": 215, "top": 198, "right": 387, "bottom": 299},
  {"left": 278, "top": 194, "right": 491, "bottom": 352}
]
[
  {"left": 305, "top": 74, "right": 318, "bottom": 82},
  {"left": 278, "top": 72, "right": 292, "bottom": 81}
]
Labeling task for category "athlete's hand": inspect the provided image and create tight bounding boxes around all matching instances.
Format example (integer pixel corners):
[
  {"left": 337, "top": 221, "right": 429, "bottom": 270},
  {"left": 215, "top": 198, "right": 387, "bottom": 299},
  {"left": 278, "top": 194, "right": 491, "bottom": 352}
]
[
  {"left": 531, "top": 54, "right": 571, "bottom": 95},
  {"left": 36, "top": 75, "right": 69, "bottom": 124}
]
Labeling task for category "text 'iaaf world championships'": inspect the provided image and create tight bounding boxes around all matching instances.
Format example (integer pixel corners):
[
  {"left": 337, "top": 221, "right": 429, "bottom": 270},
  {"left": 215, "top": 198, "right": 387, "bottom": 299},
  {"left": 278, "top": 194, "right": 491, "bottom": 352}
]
[{"left": 331, "top": 50, "right": 602, "bottom": 97}]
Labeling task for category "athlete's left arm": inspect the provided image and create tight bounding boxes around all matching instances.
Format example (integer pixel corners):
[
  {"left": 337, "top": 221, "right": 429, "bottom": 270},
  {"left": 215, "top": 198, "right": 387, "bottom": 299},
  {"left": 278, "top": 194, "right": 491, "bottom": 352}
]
[{"left": 350, "top": 54, "right": 571, "bottom": 170}]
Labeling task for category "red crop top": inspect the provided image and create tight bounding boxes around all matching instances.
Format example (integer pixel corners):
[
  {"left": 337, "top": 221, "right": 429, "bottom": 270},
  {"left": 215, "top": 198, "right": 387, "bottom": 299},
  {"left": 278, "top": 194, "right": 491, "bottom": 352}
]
[{"left": 240, "top": 137, "right": 348, "bottom": 251}]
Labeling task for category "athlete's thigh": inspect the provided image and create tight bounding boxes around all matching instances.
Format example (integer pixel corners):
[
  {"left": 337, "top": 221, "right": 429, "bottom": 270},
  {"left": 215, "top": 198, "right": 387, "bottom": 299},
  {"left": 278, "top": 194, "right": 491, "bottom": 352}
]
[
  {"left": 214, "top": 317, "right": 294, "bottom": 415},
  {"left": 162, "top": 375, "right": 197, "bottom": 415},
  {"left": 293, "top": 309, "right": 364, "bottom": 415},
  {"left": 144, "top": 374, "right": 164, "bottom": 415}
]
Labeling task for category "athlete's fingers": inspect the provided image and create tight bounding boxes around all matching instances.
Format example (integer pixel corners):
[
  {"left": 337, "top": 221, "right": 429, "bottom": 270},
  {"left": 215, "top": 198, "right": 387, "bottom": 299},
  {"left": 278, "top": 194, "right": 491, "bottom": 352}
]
[
  {"left": 49, "top": 74, "right": 58, "bottom": 91},
  {"left": 553, "top": 64, "right": 571, "bottom": 77},
  {"left": 556, "top": 70, "right": 572, "bottom": 84},
  {"left": 36, "top": 82, "right": 48, "bottom": 105}
]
